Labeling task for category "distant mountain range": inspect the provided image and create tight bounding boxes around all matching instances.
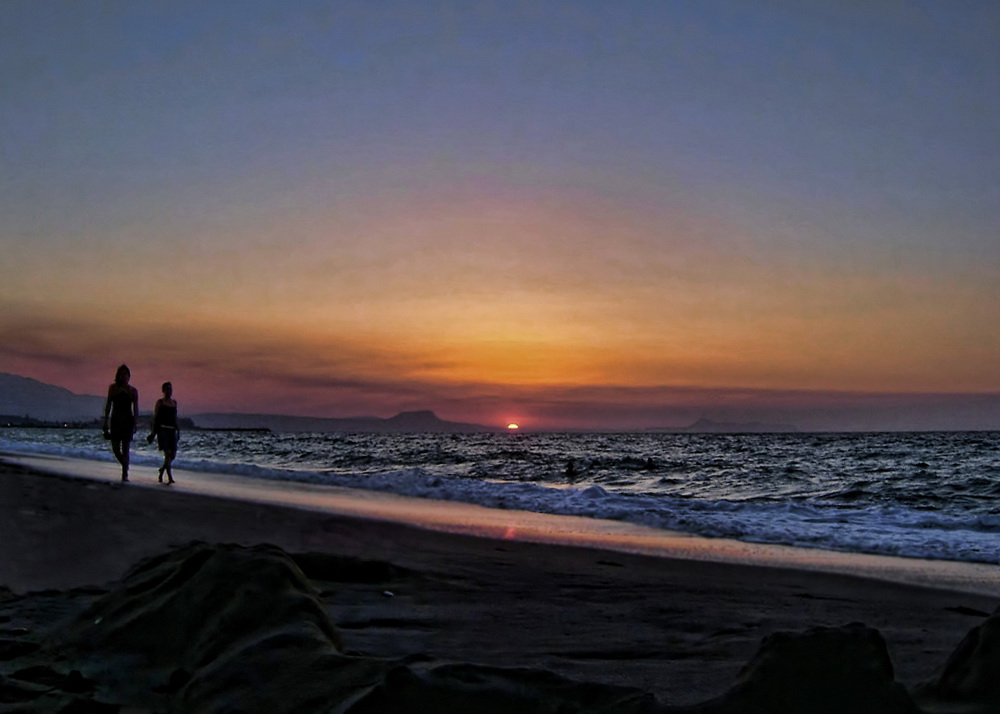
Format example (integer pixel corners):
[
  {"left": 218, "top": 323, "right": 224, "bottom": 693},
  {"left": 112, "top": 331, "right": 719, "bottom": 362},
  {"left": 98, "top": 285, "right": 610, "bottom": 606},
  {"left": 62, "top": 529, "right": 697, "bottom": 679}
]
[
  {"left": 188, "top": 410, "right": 500, "bottom": 434},
  {"left": 1, "top": 372, "right": 799, "bottom": 433},
  {"left": 0, "top": 373, "right": 106, "bottom": 422},
  {"left": 0, "top": 373, "right": 498, "bottom": 433},
  {"left": 646, "top": 417, "right": 798, "bottom": 434}
]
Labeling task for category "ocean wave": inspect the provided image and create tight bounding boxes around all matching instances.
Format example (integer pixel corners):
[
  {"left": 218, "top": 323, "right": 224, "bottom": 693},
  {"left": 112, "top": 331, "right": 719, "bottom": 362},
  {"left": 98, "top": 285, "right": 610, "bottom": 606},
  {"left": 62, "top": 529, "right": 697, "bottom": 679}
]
[{"left": 4, "top": 432, "right": 1000, "bottom": 566}]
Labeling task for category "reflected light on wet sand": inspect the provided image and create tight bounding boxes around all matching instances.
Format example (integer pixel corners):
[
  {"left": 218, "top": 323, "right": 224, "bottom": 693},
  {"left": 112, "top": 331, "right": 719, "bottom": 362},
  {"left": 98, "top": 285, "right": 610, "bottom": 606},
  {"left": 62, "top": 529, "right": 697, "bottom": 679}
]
[{"left": 9, "top": 453, "right": 1000, "bottom": 599}]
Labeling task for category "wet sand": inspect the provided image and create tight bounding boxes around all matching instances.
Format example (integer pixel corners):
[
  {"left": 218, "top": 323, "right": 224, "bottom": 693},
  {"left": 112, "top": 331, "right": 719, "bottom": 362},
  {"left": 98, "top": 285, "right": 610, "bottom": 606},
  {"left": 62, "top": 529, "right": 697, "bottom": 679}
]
[{"left": 1, "top": 455, "right": 998, "bottom": 709}]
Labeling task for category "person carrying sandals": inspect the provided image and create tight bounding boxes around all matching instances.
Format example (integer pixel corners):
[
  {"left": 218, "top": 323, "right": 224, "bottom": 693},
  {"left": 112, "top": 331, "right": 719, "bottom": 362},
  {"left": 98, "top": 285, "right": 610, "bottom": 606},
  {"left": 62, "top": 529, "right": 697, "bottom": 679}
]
[{"left": 148, "top": 381, "right": 179, "bottom": 484}]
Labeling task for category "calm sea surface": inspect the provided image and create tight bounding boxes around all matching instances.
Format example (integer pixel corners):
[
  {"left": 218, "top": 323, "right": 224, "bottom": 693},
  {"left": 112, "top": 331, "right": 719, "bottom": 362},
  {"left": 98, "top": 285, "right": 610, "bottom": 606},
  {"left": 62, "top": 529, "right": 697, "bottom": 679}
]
[{"left": 3, "top": 429, "right": 999, "bottom": 565}]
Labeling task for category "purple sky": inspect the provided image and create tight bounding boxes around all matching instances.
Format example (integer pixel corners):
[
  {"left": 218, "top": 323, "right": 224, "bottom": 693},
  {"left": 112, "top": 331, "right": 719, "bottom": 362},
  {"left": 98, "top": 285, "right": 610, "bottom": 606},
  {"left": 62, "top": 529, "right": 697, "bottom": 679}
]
[{"left": 2, "top": 1, "right": 998, "bottom": 430}]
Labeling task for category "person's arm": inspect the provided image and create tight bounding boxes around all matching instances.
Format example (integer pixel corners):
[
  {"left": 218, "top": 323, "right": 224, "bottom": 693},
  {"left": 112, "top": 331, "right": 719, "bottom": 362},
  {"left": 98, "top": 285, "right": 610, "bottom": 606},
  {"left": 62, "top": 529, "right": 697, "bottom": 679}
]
[
  {"left": 102, "top": 386, "right": 113, "bottom": 437},
  {"left": 131, "top": 387, "right": 139, "bottom": 434},
  {"left": 148, "top": 399, "right": 161, "bottom": 441}
]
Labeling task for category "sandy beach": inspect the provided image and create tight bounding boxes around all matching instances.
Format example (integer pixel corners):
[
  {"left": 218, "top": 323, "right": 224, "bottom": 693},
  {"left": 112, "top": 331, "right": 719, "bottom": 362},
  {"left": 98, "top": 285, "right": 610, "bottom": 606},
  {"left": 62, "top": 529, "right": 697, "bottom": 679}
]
[{"left": 2, "top": 455, "right": 999, "bottom": 713}]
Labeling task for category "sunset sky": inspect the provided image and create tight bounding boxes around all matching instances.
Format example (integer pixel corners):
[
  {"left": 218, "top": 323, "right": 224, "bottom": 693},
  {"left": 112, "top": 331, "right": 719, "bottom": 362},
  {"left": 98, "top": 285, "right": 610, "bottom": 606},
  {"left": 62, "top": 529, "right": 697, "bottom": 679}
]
[{"left": 2, "top": 1, "right": 998, "bottom": 430}]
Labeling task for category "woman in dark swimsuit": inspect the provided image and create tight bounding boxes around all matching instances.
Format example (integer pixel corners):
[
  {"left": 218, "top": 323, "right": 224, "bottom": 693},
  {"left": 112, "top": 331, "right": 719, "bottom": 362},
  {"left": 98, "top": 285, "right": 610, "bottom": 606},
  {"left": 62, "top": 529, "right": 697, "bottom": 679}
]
[
  {"left": 148, "top": 381, "right": 179, "bottom": 484},
  {"left": 102, "top": 364, "right": 138, "bottom": 482}
]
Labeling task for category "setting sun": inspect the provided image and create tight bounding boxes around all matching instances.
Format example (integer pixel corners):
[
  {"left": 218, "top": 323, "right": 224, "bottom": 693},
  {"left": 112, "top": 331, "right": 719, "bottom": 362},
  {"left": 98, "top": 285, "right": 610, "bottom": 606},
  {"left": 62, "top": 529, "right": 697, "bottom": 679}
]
[{"left": 506, "top": 423, "right": 520, "bottom": 430}]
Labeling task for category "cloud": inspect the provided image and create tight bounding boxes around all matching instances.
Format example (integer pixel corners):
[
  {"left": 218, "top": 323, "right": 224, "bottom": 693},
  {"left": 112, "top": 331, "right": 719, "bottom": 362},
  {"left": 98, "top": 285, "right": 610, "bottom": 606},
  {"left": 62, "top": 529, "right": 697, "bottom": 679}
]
[{"left": 3, "top": 305, "right": 998, "bottom": 431}]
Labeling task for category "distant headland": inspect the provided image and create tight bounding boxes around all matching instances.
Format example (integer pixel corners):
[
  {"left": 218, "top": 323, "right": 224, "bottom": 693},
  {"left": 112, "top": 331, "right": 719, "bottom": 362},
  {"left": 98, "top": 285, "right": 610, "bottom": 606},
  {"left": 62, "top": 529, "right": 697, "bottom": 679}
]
[
  {"left": 0, "top": 373, "right": 499, "bottom": 433},
  {"left": 0, "top": 372, "right": 801, "bottom": 434},
  {"left": 646, "top": 417, "right": 798, "bottom": 434},
  {"left": 187, "top": 410, "right": 500, "bottom": 434}
]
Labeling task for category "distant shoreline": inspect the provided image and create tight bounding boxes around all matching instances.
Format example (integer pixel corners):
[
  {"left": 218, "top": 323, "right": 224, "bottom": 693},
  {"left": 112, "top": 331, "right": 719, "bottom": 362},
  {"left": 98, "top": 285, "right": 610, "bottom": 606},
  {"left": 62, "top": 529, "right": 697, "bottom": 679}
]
[{"left": 3, "top": 419, "right": 999, "bottom": 435}]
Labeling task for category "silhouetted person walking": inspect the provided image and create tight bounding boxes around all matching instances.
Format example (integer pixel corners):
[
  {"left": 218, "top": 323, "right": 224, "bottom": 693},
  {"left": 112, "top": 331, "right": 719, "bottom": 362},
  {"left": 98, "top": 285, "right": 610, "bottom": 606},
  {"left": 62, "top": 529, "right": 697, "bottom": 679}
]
[
  {"left": 102, "top": 364, "right": 138, "bottom": 482},
  {"left": 148, "top": 381, "right": 179, "bottom": 484}
]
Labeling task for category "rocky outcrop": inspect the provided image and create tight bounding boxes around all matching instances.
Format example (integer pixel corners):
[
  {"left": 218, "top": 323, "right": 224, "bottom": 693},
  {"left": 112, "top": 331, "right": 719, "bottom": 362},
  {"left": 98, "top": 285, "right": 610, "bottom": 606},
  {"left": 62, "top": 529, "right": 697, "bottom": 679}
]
[
  {"left": 50, "top": 542, "right": 659, "bottom": 713},
  {"left": 694, "top": 623, "right": 921, "bottom": 714},
  {"left": 12, "top": 541, "right": 997, "bottom": 714},
  {"left": 913, "top": 606, "right": 1000, "bottom": 714},
  {"left": 57, "top": 541, "right": 385, "bottom": 713}
]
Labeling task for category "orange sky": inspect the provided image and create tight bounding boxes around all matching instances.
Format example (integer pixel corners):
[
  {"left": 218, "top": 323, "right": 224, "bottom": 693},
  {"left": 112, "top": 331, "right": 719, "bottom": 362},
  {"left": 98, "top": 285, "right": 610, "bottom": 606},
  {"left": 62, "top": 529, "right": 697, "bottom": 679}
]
[{"left": 2, "top": 2, "right": 998, "bottom": 430}]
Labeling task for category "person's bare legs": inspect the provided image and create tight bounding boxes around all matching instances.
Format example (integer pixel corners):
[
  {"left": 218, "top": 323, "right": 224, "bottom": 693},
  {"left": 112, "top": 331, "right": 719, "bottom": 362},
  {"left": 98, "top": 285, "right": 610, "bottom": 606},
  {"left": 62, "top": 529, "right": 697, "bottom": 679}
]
[
  {"left": 164, "top": 445, "right": 176, "bottom": 483},
  {"left": 111, "top": 439, "right": 130, "bottom": 481},
  {"left": 158, "top": 448, "right": 176, "bottom": 484}
]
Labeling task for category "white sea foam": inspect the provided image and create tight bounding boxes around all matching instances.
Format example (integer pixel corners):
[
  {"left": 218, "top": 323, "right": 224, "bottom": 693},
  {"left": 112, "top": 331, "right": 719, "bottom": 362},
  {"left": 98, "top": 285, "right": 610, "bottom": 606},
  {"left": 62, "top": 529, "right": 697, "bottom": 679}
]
[{"left": 3, "top": 429, "right": 1000, "bottom": 565}]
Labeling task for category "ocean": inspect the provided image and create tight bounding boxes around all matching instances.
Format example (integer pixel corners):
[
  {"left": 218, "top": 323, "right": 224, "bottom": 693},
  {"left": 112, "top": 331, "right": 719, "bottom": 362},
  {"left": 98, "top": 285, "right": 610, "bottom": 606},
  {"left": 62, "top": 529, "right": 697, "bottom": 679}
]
[{"left": 3, "top": 428, "right": 999, "bottom": 566}]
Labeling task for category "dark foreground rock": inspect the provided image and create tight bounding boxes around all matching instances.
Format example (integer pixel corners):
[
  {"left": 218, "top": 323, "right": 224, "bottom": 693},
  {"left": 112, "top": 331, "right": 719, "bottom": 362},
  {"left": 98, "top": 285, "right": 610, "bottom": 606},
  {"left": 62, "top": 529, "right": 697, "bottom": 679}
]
[
  {"left": 0, "top": 542, "right": 995, "bottom": 713},
  {"left": 34, "top": 542, "right": 661, "bottom": 713},
  {"left": 913, "top": 606, "right": 1000, "bottom": 714},
  {"left": 691, "top": 623, "right": 921, "bottom": 714}
]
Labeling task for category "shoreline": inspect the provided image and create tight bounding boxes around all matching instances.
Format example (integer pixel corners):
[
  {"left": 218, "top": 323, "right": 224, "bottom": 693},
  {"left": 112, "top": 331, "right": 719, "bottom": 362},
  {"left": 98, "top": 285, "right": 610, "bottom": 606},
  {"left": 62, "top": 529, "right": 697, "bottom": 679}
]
[
  {"left": 3, "top": 454, "right": 1000, "bottom": 708},
  {"left": 5, "top": 451, "right": 1000, "bottom": 598}
]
